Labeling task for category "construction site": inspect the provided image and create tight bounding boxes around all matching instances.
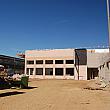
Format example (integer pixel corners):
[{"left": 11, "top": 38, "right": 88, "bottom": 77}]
[
  {"left": 1, "top": 47, "right": 110, "bottom": 110},
  {"left": 0, "top": 0, "right": 110, "bottom": 110}
]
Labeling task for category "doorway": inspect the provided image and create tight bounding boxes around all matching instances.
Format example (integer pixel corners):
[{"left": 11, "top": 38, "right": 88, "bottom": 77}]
[{"left": 87, "top": 68, "right": 98, "bottom": 80}]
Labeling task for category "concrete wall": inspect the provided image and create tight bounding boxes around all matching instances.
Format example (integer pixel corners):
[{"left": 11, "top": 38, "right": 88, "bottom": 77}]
[
  {"left": 74, "top": 65, "right": 87, "bottom": 80},
  {"left": 87, "top": 50, "right": 110, "bottom": 81},
  {"left": 98, "top": 53, "right": 110, "bottom": 81},
  {"left": 87, "top": 49, "right": 109, "bottom": 68},
  {"left": 99, "top": 62, "right": 110, "bottom": 82},
  {"left": 87, "top": 52, "right": 100, "bottom": 68}
]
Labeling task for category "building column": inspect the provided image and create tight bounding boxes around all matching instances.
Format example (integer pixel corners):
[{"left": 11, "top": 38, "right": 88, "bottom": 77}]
[
  {"left": 53, "top": 60, "right": 55, "bottom": 78},
  {"left": 43, "top": 60, "right": 45, "bottom": 79},
  {"left": 53, "top": 68, "right": 55, "bottom": 78},
  {"left": 74, "top": 67, "right": 78, "bottom": 80},
  {"left": 33, "top": 68, "right": 36, "bottom": 75},
  {"left": 43, "top": 67, "right": 45, "bottom": 79},
  {"left": 29, "top": 68, "right": 31, "bottom": 76},
  {"left": 63, "top": 68, "right": 66, "bottom": 79},
  {"left": 33, "top": 60, "right": 36, "bottom": 76},
  {"left": 63, "top": 60, "right": 66, "bottom": 79},
  {"left": 25, "top": 59, "right": 27, "bottom": 74}
]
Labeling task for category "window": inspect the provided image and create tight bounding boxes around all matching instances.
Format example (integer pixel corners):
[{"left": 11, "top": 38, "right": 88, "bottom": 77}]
[
  {"left": 27, "top": 60, "right": 34, "bottom": 64},
  {"left": 66, "top": 68, "right": 74, "bottom": 76},
  {"left": 55, "top": 60, "right": 63, "bottom": 64},
  {"left": 45, "top": 68, "right": 53, "bottom": 75},
  {"left": 45, "top": 60, "right": 53, "bottom": 64},
  {"left": 36, "top": 60, "right": 43, "bottom": 64},
  {"left": 55, "top": 68, "right": 63, "bottom": 75},
  {"left": 26, "top": 68, "right": 34, "bottom": 75},
  {"left": 66, "top": 60, "right": 74, "bottom": 64},
  {"left": 36, "top": 68, "right": 43, "bottom": 75}
]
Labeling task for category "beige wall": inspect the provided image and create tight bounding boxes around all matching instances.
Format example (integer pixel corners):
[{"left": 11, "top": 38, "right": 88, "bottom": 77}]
[
  {"left": 87, "top": 52, "right": 99, "bottom": 68},
  {"left": 25, "top": 49, "right": 75, "bottom": 79},
  {"left": 74, "top": 65, "right": 87, "bottom": 80},
  {"left": 25, "top": 49, "right": 75, "bottom": 59}
]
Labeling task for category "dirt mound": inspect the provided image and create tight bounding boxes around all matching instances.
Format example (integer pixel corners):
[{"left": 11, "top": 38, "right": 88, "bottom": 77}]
[{"left": 84, "top": 78, "right": 110, "bottom": 91}]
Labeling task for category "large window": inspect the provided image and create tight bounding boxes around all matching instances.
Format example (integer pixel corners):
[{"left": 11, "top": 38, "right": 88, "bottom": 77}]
[
  {"left": 27, "top": 60, "right": 34, "bottom": 64},
  {"left": 45, "top": 68, "right": 53, "bottom": 75},
  {"left": 55, "top": 60, "right": 63, "bottom": 64},
  {"left": 66, "top": 60, "right": 74, "bottom": 64},
  {"left": 26, "top": 68, "right": 34, "bottom": 75},
  {"left": 45, "top": 60, "right": 53, "bottom": 64},
  {"left": 36, "top": 68, "right": 43, "bottom": 75},
  {"left": 55, "top": 68, "right": 63, "bottom": 75},
  {"left": 66, "top": 68, "right": 74, "bottom": 76},
  {"left": 36, "top": 60, "right": 43, "bottom": 64}
]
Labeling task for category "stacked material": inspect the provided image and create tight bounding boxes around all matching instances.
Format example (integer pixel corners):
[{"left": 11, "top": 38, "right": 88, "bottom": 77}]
[
  {"left": 11, "top": 74, "right": 29, "bottom": 89},
  {"left": 84, "top": 78, "right": 110, "bottom": 91}
]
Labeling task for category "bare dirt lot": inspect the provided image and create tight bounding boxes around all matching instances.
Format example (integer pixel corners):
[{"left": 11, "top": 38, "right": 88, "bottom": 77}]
[{"left": 0, "top": 79, "right": 110, "bottom": 110}]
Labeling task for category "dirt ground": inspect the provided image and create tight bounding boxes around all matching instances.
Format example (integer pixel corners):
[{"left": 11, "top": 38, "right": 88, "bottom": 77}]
[{"left": 0, "top": 79, "right": 110, "bottom": 110}]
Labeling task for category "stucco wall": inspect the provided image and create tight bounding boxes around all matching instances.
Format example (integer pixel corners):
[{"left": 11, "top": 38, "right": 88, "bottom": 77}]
[
  {"left": 25, "top": 49, "right": 75, "bottom": 59},
  {"left": 99, "top": 61, "right": 110, "bottom": 82},
  {"left": 87, "top": 52, "right": 109, "bottom": 68},
  {"left": 74, "top": 65, "right": 87, "bottom": 80}
]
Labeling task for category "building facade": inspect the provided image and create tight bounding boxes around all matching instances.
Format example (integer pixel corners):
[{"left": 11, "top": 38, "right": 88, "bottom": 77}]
[
  {"left": 25, "top": 49, "right": 109, "bottom": 80},
  {"left": 0, "top": 55, "right": 24, "bottom": 75}
]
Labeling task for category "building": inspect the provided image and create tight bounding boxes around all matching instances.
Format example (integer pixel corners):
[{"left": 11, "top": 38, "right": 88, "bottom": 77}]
[
  {"left": 0, "top": 55, "right": 24, "bottom": 75},
  {"left": 25, "top": 48, "right": 109, "bottom": 80}
]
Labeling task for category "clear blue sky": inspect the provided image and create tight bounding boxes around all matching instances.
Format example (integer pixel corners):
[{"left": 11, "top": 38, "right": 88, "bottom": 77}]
[{"left": 0, "top": 0, "right": 108, "bottom": 56}]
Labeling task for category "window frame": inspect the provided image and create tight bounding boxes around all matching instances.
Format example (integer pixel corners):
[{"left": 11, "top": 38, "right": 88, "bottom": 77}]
[
  {"left": 55, "top": 60, "right": 63, "bottom": 64},
  {"left": 36, "top": 60, "right": 43, "bottom": 64},
  {"left": 55, "top": 68, "right": 63, "bottom": 76},
  {"left": 45, "top": 60, "right": 53, "bottom": 64},
  {"left": 66, "top": 60, "right": 74, "bottom": 64},
  {"left": 27, "top": 60, "right": 34, "bottom": 64},
  {"left": 36, "top": 68, "right": 43, "bottom": 75},
  {"left": 45, "top": 68, "right": 53, "bottom": 75}
]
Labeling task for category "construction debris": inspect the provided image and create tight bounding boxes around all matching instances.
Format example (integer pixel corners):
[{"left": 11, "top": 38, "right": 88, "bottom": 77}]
[{"left": 84, "top": 77, "right": 110, "bottom": 91}]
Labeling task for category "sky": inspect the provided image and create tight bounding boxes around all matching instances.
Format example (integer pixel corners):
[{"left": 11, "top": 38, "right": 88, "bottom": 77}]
[{"left": 0, "top": 0, "right": 109, "bottom": 56}]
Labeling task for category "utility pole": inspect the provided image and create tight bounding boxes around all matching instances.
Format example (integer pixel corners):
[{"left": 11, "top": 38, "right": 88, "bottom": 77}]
[{"left": 107, "top": 0, "right": 110, "bottom": 52}]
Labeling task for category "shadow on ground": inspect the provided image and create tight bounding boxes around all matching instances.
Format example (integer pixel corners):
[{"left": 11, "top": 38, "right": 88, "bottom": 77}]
[
  {"left": 26, "top": 86, "right": 38, "bottom": 89},
  {"left": 0, "top": 91, "right": 25, "bottom": 97}
]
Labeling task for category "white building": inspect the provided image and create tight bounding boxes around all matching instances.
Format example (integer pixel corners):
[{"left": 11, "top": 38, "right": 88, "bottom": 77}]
[{"left": 25, "top": 48, "right": 109, "bottom": 80}]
